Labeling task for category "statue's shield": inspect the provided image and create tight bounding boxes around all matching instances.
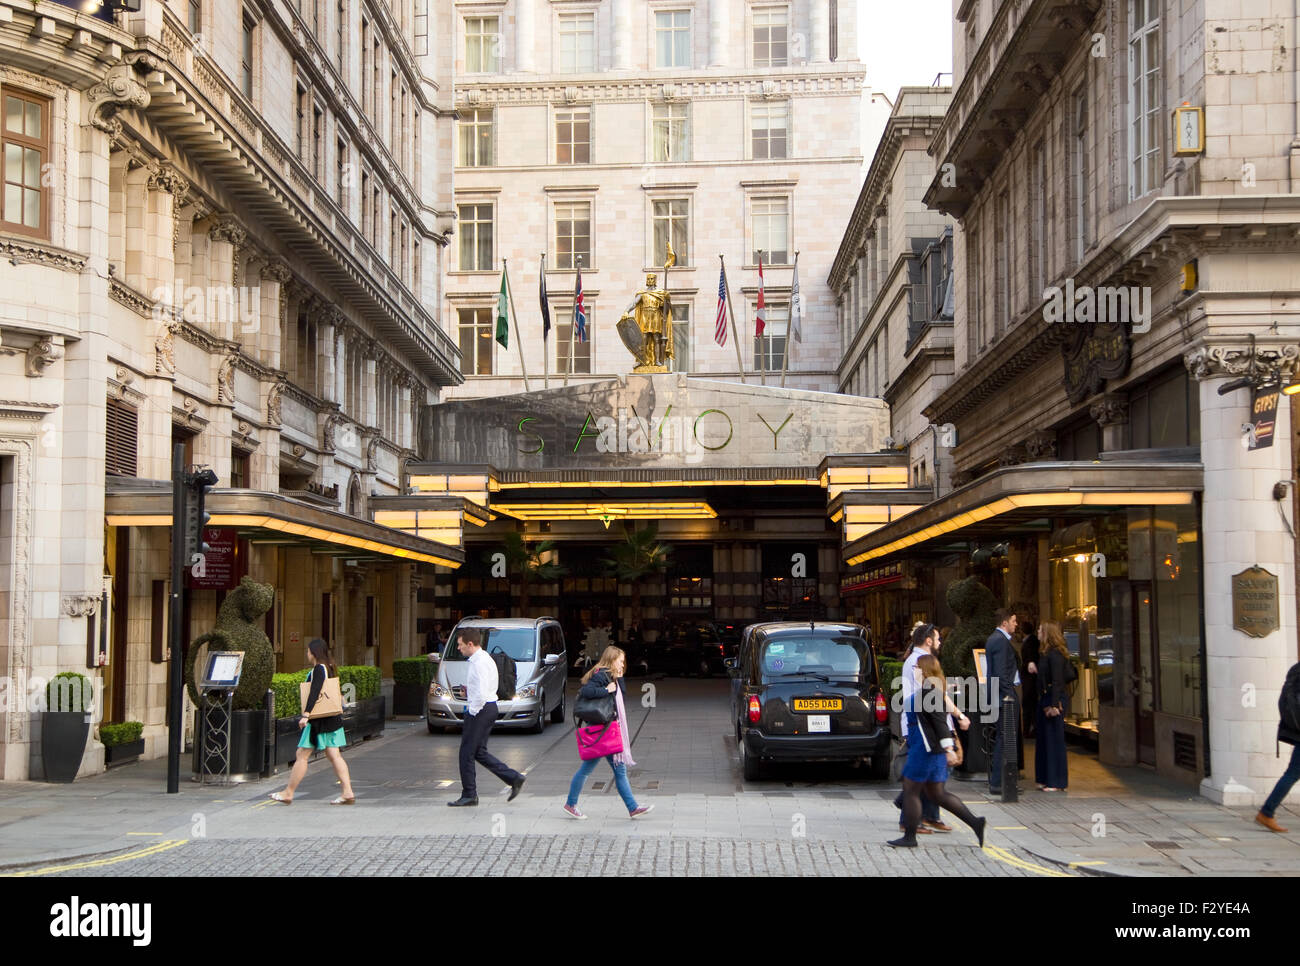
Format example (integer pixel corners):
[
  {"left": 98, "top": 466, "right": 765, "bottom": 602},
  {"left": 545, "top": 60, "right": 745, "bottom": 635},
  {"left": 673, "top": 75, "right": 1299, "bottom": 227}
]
[{"left": 616, "top": 316, "right": 644, "bottom": 357}]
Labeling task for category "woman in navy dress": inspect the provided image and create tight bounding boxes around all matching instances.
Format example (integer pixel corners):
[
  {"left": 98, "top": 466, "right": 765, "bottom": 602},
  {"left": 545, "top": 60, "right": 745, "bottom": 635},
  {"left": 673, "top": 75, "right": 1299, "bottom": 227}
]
[
  {"left": 888, "top": 655, "right": 987, "bottom": 848},
  {"left": 1034, "top": 621, "right": 1070, "bottom": 791}
]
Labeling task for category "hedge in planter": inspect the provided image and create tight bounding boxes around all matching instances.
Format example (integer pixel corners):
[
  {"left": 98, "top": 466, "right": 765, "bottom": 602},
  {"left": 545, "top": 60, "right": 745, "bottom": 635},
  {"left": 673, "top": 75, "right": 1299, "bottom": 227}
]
[
  {"left": 99, "top": 721, "right": 143, "bottom": 747},
  {"left": 393, "top": 658, "right": 434, "bottom": 715},
  {"left": 182, "top": 576, "right": 275, "bottom": 711},
  {"left": 271, "top": 665, "right": 381, "bottom": 717}
]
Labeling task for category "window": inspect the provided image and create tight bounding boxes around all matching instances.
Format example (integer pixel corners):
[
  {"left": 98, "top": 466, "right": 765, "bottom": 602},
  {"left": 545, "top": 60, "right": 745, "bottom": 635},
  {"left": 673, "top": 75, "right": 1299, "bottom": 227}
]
[
  {"left": 188, "top": 0, "right": 201, "bottom": 34},
  {"left": 371, "top": 184, "right": 381, "bottom": 245},
  {"left": 1074, "top": 86, "right": 1090, "bottom": 262},
  {"left": 558, "top": 12, "right": 596, "bottom": 72},
  {"left": 557, "top": 318, "right": 592, "bottom": 374},
  {"left": 295, "top": 81, "right": 309, "bottom": 159},
  {"left": 458, "top": 108, "right": 494, "bottom": 167},
  {"left": 372, "top": 36, "right": 382, "bottom": 118},
  {"left": 656, "top": 10, "right": 691, "bottom": 68},
  {"left": 336, "top": 0, "right": 345, "bottom": 70},
  {"left": 753, "top": 302, "right": 788, "bottom": 371},
  {"left": 390, "top": 206, "right": 398, "bottom": 266},
  {"left": 361, "top": 170, "right": 370, "bottom": 235},
  {"left": 336, "top": 138, "right": 347, "bottom": 205},
  {"left": 312, "top": 103, "right": 323, "bottom": 179},
  {"left": 240, "top": 13, "right": 257, "bottom": 100},
  {"left": 671, "top": 303, "right": 691, "bottom": 372},
  {"left": 555, "top": 108, "right": 590, "bottom": 164},
  {"left": 230, "top": 448, "right": 251, "bottom": 488},
  {"left": 2, "top": 88, "right": 49, "bottom": 238},
  {"left": 1031, "top": 140, "right": 1046, "bottom": 296},
  {"left": 554, "top": 201, "right": 591, "bottom": 270},
  {"left": 1128, "top": 0, "right": 1161, "bottom": 198},
  {"left": 400, "top": 220, "right": 409, "bottom": 284},
  {"left": 105, "top": 401, "right": 138, "bottom": 477},
  {"left": 652, "top": 102, "right": 689, "bottom": 162},
  {"left": 361, "top": 18, "right": 371, "bottom": 112},
  {"left": 391, "top": 70, "right": 399, "bottom": 148},
  {"left": 751, "top": 101, "right": 788, "bottom": 159},
  {"left": 413, "top": 237, "right": 421, "bottom": 294},
  {"left": 969, "top": 226, "right": 986, "bottom": 354},
  {"left": 458, "top": 203, "right": 493, "bottom": 271},
  {"left": 752, "top": 197, "right": 789, "bottom": 264},
  {"left": 753, "top": 7, "right": 788, "bottom": 67},
  {"left": 466, "top": 16, "right": 500, "bottom": 73},
  {"left": 995, "top": 191, "right": 1009, "bottom": 335},
  {"left": 652, "top": 198, "right": 688, "bottom": 266},
  {"left": 457, "top": 307, "right": 495, "bottom": 375}
]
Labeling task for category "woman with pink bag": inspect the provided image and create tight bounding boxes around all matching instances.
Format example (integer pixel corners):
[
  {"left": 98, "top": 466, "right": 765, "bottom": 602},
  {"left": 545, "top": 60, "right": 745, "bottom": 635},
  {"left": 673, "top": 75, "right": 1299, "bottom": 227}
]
[{"left": 563, "top": 646, "right": 653, "bottom": 820}]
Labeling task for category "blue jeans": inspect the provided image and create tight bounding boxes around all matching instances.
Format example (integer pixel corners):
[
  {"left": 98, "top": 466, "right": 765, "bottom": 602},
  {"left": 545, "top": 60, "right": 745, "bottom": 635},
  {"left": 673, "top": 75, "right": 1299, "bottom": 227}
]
[
  {"left": 1261, "top": 743, "right": 1300, "bottom": 818},
  {"left": 567, "top": 755, "right": 638, "bottom": 812}
]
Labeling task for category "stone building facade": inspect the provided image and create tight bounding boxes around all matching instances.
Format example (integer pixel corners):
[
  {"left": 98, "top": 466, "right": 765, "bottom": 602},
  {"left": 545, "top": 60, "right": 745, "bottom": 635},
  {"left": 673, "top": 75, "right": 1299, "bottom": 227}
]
[
  {"left": 443, "top": 0, "right": 865, "bottom": 399},
  {"left": 0, "top": 0, "right": 460, "bottom": 779},
  {"left": 843, "top": 0, "right": 1300, "bottom": 802}
]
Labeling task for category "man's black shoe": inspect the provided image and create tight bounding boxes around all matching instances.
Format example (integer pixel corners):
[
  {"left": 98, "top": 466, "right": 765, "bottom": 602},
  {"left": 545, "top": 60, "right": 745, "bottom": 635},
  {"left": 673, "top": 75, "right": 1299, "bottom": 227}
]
[
  {"left": 447, "top": 796, "right": 479, "bottom": 807},
  {"left": 508, "top": 776, "right": 525, "bottom": 802}
]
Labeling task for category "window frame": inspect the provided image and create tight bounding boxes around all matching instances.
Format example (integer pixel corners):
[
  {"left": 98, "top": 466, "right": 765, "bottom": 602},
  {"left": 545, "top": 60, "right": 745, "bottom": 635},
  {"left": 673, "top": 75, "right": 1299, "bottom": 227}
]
[
  {"left": 670, "top": 301, "right": 692, "bottom": 373},
  {"left": 457, "top": 201, "right": 495, "bottom": 272},
  {"left": 554, "top": 106, "right": 592, "bottom": 164},
  {"left": 556, "top": 10, "right": 597, "bottom": 73},
  {"left": 456, "top": 305, "right": 496, "bottom": 375},
  {"left": 1074, "top": 85, "right": 1091, "bottom": 262},
  {"left": 654, "top": 8, "right": 693, "bottom": 68},
  {"left": 752, "top": 300, "right": 789, "bottom": 372},
  {"left": 2, "top": 85, "right": 51, "bottom": 239},
  {"left": 240, "top": 10, "right": 259, "bottom": 102},
  {"left": 749, "top": 194, "right": 791, "bottom": 266},
  {"left": 553, "top": 199, "right": 593, "bottom": 271},
  {"left": 650, "top": 196, "right": 690, "bottom": 268},
  {"left": 556, "top": 313, "right": 594, "bottom": 375},
  {"left": 750, "top": 99, "right": 789, "bottom": 160},
  {"left": 651, "top": 101, "right": 690, "bottom": 162},
  {"left": 1127, "top": 0, "right": 1162, "bottom": 200},
  {"left": 458, "top": 107, "right": 495, "bottom": 167},
  {"left": 751, "top": 5, "right": 790, "bottom": 68},
  {"left": 465, "top": 15, "right": 502, "bottom": 73}
]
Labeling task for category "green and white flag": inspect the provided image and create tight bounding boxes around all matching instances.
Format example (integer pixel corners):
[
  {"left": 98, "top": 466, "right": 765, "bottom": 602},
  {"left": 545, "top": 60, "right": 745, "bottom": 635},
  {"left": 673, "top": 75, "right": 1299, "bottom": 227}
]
[{"left": 496, "top": 270, "right": 509, "bottom": 348}]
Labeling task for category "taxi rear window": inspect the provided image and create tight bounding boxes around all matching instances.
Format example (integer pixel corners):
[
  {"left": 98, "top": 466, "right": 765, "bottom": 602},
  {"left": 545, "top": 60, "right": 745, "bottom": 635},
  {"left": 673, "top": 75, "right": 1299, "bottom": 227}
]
[{"left": 758, "top": 635, "right": 870, "bottom": 682}]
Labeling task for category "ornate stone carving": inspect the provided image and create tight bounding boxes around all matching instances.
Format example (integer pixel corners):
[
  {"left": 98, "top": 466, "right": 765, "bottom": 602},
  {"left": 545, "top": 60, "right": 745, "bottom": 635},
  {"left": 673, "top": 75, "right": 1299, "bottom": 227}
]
[
  {"left": 207, "top": 216, "right": 247, "bottom": 249},
  {"left": 951, "top": 469, "right": 976, "bottom": 488},
  {"left": 25, "top": 338, "right": 63, "bottom": 378},
  {"left": 0, "top": 236, "right": 87, "bottom": 272},
  {"left": 292, "top": 443, "right": 307, "bottom": 459},
  {"left": 61, "top": 595, "right": 100, "bottom": 618},
  {"left": 266, "top": 378, "right": 285, "bottom": 427},
  {"left": 155, "top": 319, "right": 180, "bottom": 375},
  {"left": 366, "top": 435, "right": 380, "bottom": 471},
  {"left": 260, "top": 259, "right": 293, "bottom": 285},
  {"left": 217, "top": 353, "right": 238, "bottom": 404},
  {"left": 86, "top": 62, "right": 151, "bottom": 136},
  {"left": 1023, "top": 430, "right": 1057, "bottom": 461},
  {"left": 323, "top": 413, "right": 349, "bottom": 451},
  {"left": 147, "top": 163, "right": 190, "bottom": 204},
  {"left": 1184, "top": 343, "right": 1300, "bottom": 384},
  {"left": 1089, "top": 393, "right": 1129, "bottom": 427},
  {"left": 997, "top": 444, "right": 1028, "bottom": 468}
]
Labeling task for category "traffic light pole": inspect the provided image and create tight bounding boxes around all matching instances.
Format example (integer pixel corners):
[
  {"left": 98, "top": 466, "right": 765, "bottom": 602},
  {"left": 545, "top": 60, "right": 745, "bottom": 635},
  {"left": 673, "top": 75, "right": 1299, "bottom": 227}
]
[{"left": 167, "top": 443, "right": 186, "bottom": 793}]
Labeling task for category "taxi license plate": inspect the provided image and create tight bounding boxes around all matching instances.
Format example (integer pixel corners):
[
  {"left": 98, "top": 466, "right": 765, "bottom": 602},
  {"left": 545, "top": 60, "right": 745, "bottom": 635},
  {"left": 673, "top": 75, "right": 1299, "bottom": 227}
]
[{"left": 793, "top": 698, "right": 843, "bottom": 712}]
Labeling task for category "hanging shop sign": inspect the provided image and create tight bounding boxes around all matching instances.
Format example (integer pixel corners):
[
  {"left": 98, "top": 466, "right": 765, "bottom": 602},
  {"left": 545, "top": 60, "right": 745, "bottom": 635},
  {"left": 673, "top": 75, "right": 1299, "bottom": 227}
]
[
  {"left": 1231, "top": 566, "right": 1279, "bottom": 638},
  {"left": 1248, "top": 383, "right": 1280, "bottom": 450},
  {"left": 186, "top": 527, "right": 239, "bottom": 590},
  {"left": 1062, "top": 314, "right": 1131, "bottom": 404}
]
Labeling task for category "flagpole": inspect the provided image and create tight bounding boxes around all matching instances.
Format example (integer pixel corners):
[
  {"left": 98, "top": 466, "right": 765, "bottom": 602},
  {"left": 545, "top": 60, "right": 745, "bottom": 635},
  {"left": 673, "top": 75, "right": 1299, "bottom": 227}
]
[
  {"left": 780, "top": 250, "right": 797, "bottom": 390},
  {"left": 720, "top": 254, "right": 746, "bottom": 384},
  {"left": 541, "top": 253, "right": 550, "bottom": 390},
  {"left": 758, "top": 250, "right": 766, "bottom": 387},
  {"left": 564, "top": 256, "right": 580, "bottom": 387},
  {"left": 503, "top": 259, "right": 530, "bottom": 392}
]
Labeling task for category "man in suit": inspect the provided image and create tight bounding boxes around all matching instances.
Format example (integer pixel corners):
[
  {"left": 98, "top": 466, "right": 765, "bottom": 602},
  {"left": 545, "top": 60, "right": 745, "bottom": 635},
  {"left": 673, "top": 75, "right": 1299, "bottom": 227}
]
[{"left": 985, "top": 608, "right": 1019, "bottom": 795}]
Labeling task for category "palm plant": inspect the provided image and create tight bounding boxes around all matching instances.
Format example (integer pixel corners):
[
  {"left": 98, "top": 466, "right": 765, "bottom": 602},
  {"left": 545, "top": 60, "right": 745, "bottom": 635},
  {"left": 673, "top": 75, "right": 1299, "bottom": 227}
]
[
  {"left": 603, "top": 523, "right": 673, "bottom": 629},
  {"left": 500, "top": 531, "right": 567, "bottom": 617}
]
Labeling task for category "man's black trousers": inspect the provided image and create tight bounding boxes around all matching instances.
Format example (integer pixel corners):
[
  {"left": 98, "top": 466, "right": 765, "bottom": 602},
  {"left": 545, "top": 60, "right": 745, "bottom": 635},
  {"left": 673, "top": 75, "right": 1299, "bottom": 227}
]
[{"left": 459, "top": 702, "right": 522, "bottom": 798}]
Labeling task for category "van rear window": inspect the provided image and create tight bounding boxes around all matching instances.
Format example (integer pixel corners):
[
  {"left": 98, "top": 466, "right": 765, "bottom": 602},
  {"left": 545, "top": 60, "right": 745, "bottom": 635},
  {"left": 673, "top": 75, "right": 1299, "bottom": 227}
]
[{"left": 759, "top": 635, "right": 869, "bottom": 682}]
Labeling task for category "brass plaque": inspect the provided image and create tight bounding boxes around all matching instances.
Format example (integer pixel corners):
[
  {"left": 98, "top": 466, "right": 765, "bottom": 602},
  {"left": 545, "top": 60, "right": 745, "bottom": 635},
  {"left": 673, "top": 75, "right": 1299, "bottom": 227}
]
[{"left": 1232, "top": 567, "right": 1279, "bottom": 638}]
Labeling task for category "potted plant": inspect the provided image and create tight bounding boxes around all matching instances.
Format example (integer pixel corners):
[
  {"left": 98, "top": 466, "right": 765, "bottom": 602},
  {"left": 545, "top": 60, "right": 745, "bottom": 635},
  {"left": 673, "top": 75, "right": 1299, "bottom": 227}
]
[
  {"left": 500, "top": 531, "right": 567, "bottom": 617},
  {"left": 392, "top": 657, "right": 433, "bottom": 716},
  {"left": 42, "top": 671, "right": 93, "bottom": 783},
  {"left": 100, "top": 721, "right": 144, "bottom": 767}
]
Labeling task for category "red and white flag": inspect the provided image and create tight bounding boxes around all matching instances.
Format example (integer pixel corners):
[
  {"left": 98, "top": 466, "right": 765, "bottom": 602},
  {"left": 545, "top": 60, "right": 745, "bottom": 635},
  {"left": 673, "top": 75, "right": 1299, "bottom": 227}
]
[
  {"left": 714, "top": 264, "right": 728, "bottom": 346},
  {"left": 755, "top": 252, "right": 766, "bottom": 338}
]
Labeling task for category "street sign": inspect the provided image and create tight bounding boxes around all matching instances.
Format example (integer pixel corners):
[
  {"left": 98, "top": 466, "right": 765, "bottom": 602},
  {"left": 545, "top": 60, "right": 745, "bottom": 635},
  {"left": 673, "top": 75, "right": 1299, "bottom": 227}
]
[
  {"left": 186, "top": 527, "right": 238, "bottom": 589},
  {"left": 1248, "top": 383, "right": 1280, "bottom": 450}
]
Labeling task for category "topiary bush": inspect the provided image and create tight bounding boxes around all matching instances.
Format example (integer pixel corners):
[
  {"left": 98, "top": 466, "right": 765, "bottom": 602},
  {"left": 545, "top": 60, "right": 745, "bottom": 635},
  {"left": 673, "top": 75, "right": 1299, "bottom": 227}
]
[
  {"left": 941, "top": 576, "right": 999, "bottom": 679},
  {"left": 183, "top": 576, "right": 275, "bottom": 711},
  {"left": 393, "top": 657, "right": 435, "bottom": 689},
  {"left": 99, "top": 721, "right": 143, "bottom": 747},
  {"left": 45, "top": 671, "right": 92, "bottom": 713}
]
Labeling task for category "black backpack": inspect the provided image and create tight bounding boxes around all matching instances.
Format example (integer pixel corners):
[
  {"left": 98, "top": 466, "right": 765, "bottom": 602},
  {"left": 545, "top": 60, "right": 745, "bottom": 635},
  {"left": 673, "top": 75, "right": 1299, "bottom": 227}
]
[
  {"left": 1278, "top": 663, "right": 1300, "bottom": 749},
  {"left": 491, "top": 647, "right": 517, "bottom": 701}
]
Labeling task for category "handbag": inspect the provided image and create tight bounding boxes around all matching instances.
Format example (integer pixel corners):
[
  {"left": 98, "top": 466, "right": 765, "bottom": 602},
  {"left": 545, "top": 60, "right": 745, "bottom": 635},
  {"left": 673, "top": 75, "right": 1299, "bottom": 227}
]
[
  {"left": 575, "top": 720, "right": 623, "bottom": 760},
  {"left": 299, "top": 669, "right": 343, "bottom": 719},
  {"left": 573, "top": 688, "right": 617, "bottom": 725}
]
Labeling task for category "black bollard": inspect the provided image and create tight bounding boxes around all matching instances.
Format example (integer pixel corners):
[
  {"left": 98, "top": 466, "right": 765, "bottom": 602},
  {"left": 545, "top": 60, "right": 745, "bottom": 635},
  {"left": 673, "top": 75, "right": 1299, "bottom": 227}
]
[{"left": 1001, "top": 693, "right": 1019, "bottom": 803}]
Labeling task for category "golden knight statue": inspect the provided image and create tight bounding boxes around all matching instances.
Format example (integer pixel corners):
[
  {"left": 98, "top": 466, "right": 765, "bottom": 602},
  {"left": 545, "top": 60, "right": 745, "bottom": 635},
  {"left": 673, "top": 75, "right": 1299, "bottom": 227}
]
[{"left": 617, "top": 271, "right": 674, "bottom": 373}]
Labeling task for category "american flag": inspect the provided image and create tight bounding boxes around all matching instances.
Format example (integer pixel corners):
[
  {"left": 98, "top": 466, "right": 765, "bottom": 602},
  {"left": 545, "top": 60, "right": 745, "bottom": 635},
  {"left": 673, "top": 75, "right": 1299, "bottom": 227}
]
[
  {"left": 714, "top": 265, "right": 728, "bottom": 346},
  {"left": 755, "top": 252, "right": 766, "bottom": 338},
  {"left": 574, "top": 265, "right": 587, "bottom": 342}
]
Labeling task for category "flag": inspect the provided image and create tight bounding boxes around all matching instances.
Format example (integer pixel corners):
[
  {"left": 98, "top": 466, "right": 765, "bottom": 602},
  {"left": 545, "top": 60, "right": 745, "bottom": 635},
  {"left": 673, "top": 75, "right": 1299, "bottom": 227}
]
[
  {"left": 495, "top": 269, "right": 509, "bottom": 348},
  {"left": 755, "top": 252, "right": 766, "bottom": 338},
  {"left": 574, "top": 265, "right": 587, "bottom": 342},
  {"left": 539, "top": 255, "right": 551, "bottom": 340},
  {"left": 790, "top": 252, "right": 802, "bottom": 344},
  {"left": 714, "top": 264, "right": 728, "bottom": 346}
]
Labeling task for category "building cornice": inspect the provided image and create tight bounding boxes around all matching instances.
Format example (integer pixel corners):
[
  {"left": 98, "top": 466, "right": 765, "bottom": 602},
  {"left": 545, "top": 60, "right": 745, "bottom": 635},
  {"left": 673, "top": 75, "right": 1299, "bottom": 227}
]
[{"left": 456, "top": 70, "right": 865, "bottom": 107}]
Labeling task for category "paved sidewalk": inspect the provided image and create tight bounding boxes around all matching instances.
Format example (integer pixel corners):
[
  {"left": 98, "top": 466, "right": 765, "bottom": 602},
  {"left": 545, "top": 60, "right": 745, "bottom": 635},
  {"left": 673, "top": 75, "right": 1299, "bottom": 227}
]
[{"left": 0, "top": 679, "right": 1296, "bottom": 876}]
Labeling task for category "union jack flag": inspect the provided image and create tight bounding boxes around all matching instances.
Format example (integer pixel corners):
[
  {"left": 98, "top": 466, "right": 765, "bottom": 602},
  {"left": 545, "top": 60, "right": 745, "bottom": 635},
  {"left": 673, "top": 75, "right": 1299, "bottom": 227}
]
[
  {"left": 755, "top": 252, "right": 766, "bottom": 338},
  {"left": 714, "top": 265, "right": 728, "bottom": 346},
  {"left": 574, "top": 265, "right": 587, "bottom": 342}
]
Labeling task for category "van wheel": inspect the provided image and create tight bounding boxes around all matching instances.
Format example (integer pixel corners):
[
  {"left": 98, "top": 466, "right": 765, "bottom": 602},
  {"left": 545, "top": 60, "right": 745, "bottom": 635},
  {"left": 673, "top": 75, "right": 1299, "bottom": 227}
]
[
  {"left": 427, "top": 721, "right": 442, "bottom": 735},
  {"left": 531, "top": 697, "right": 546, "bottom": 734},
  {"left": 869, "top": 751, "right": 891, "bottom": 780},
  {"left": 550, "top": 688, "right": 566, "bottom": 723}
]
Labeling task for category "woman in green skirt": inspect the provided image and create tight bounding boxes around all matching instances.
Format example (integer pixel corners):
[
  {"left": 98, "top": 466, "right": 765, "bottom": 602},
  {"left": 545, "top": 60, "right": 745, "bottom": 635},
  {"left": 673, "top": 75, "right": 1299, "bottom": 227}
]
[{"left": 270, "top": 638, "right": 355, "bottom": 804}]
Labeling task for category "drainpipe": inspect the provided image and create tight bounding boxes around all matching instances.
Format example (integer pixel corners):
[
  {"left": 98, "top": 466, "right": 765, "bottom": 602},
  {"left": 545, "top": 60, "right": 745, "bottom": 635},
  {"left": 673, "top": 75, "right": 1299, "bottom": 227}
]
[{"left": 1293, "top": 0, "right": 1300, "bottom": 190}]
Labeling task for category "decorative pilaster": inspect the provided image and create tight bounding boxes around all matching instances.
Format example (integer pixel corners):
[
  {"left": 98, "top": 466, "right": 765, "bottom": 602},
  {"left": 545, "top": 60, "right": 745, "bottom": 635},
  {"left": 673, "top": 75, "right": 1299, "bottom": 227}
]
[
  {"left": 1184, "top": 343, "right": 1300, "bottom": 386},
  {"left": 515, "top": 0, "right": 534, "bottom": 72},
  {"left": 709, "top": 0, "right": 730, "bottom": 67},
  {"left": 612, "top": 0, "right": 632, "bottom": 69}
]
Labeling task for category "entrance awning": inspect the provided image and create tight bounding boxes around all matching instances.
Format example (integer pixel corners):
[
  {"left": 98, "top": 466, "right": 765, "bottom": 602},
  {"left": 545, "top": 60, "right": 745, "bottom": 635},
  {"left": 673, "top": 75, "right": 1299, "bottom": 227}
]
[
  {"left": 105, "top": 485, "right": 465, "bottom": 568},
  {"left": 842, "top": 460, "right": 1202, "bottom": 566}
]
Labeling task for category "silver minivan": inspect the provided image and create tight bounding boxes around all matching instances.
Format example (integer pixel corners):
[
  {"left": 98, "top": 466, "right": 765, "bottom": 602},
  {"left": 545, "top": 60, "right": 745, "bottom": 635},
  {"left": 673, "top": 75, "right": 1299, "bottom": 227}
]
[{"left": 427, "top": 617, "right": 568, "bottom": 734}]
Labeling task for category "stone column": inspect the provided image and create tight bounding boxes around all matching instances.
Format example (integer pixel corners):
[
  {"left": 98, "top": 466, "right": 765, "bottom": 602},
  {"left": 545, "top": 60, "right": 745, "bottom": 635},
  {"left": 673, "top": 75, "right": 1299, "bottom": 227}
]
[
  {"left": 318, "top": 309, "right": 340, "bottom": 406},
  {"left": 122, "top": 162, "right": 151, "bottom": 295},
  {"left": 259, "top": 260, "right": 291, "bottom": 370},
  {"left": 1089, "top": 393, "right": 1128, "bottom": 453},
  {"left": 206, "top": 216, "right": 246, "bottom": 342},
  {"left": 810, "top": 0, "right": 830, "bottom": 63},
  {"left": 709, "top": 0, "right": 730, "bottom": 67},
  {"left": 364, "top": 343, "right": 378, "bottom": 427},
  {"left": 1186, "top": 344, "right": 1300, "bottom": 805},
  {"left": 612, "top": 0, "right": 632, "bottom": 69},
  {"left": 515, "top": 0, "right": 534, "bottom": 72},
  {"left": 145, "top": 164, "right": 187, "bottom": 304}
]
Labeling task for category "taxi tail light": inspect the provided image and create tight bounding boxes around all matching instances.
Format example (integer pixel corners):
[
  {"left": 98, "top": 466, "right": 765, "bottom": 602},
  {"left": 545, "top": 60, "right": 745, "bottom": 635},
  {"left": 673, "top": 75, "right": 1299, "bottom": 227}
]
[
  {"left": 747, "top": 696, "right": 761, "bottom": 724},
  {"left": 874, "top": 692, "right": 888, "bottom": 723}
]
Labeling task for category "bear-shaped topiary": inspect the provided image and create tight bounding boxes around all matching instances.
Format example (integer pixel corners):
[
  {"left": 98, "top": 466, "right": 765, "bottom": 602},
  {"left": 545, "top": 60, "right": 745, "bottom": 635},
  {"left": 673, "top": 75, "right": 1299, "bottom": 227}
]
[
  {"left": 941, "top": 575, "right": 998, "bottom": 680},
  {"left": 184, "top": 576, "right": 275, "bottom": 711}
]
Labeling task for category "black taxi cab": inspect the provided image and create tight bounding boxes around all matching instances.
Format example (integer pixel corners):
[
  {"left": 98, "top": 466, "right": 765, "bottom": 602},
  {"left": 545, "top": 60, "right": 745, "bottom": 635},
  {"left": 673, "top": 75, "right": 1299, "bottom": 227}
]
[{"left": 724, "top": 622, "right": 891, "bottom": 781}]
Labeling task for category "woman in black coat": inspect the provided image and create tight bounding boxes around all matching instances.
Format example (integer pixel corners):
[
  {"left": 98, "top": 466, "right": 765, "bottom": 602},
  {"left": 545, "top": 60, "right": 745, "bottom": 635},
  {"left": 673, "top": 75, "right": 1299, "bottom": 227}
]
[{"left": 1034, "top": 621, "right": 1070, "bottom": 791}]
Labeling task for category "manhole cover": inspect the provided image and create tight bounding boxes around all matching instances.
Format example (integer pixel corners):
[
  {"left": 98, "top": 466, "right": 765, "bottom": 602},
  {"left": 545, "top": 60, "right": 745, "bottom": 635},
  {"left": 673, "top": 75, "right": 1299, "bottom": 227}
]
[{"left": 1146, "top": 841, "right": 1181, "bottom": 850}]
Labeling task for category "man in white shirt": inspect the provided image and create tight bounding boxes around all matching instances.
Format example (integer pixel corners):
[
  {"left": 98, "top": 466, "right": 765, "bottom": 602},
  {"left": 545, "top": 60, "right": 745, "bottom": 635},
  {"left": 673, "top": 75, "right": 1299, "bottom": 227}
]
[{"left": 448, "top": 628, "right": 526, "bottom": 806}]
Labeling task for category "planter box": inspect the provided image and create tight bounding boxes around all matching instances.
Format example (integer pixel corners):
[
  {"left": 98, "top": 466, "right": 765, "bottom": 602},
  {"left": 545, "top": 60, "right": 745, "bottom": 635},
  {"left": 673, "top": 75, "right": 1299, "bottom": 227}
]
[
  {"left": 104, "top": 738, "right": 145, "bottom": 768},
  {"left": 392, "top": 683, "right": 426, "bottom": 716},
  {"left": 344, "top": 696, "right": 386, "bottom": 743},
  {"left": 192, "top": 708, "right": 266, "bottom": 778},
  {"left": 41, "top": 711, "right": 90, "bottom": 783}
]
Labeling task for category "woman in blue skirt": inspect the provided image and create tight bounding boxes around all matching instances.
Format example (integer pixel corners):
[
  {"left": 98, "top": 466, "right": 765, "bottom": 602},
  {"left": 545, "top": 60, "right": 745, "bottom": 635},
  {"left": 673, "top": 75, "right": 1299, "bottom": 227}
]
[
  {"left": 887, "top": 655, "right": 986, "bottom": 848},
  {"left": 271, "top": 638, "right": 355, "bottom": 804}
]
